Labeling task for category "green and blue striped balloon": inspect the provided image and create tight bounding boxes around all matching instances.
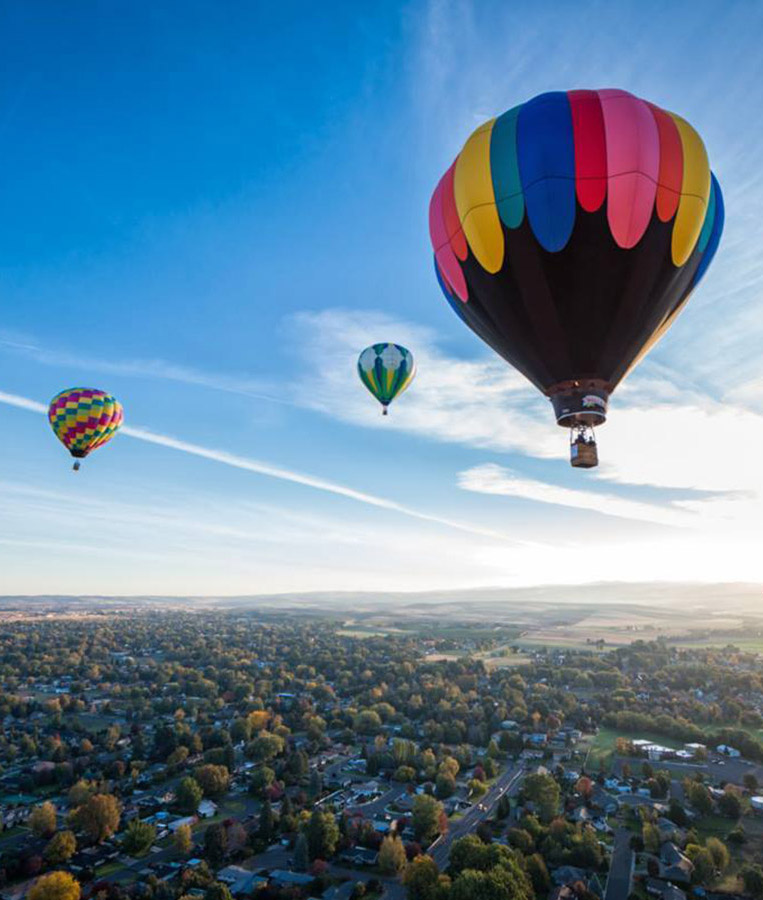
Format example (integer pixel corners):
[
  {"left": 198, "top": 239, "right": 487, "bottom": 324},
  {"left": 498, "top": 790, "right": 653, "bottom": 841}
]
[{"left": 357, "top": 343, "right": 416, "bottom": 415}]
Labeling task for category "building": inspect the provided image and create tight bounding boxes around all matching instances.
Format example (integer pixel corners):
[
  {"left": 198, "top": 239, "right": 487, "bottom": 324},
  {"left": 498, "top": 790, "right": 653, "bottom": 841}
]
[
  {"left": 197, "top": 799, "right": 217, "bottom": 818},
  {"left": 715, "top": 744, "right": 741, "bottom": 758},
  {"left": 216, "top": 866, "right": 268, "bottom": 896},
  {"left": 270, "top": 871, "right": 315, "bottom": 888}
]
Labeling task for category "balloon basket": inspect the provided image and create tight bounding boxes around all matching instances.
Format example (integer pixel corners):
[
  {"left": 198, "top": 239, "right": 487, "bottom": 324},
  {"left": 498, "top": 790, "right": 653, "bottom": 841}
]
[
  {"left": 73, "top": 461, "right": 81, "bottom": 472},
  {"left": 570, "top": 426, "right": 598, "bottom": 469},
  {"left": 382, "top": 407, "right": 388, "bottom": 416}
]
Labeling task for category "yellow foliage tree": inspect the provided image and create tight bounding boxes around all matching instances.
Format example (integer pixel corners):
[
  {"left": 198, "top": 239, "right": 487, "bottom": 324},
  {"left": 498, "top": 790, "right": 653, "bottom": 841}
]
[{"left": 28, "top": 872, "right": 81, "bottom": 900}]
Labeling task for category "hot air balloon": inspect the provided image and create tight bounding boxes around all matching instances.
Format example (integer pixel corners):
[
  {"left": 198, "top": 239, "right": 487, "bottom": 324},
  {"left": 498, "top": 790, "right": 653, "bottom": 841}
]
[
  {"left": 48, "top": 387, "right": 124, "bottom": 470},
  {"left": 358, "top": 343, "right": 416, "bottom": 415},
  {"left": 430, "top": 89, "right": 724, "bottom": 467}
]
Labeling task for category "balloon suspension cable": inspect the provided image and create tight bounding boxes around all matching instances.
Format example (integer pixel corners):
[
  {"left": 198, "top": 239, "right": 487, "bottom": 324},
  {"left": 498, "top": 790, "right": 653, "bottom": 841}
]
[
  {"left": 73, "top": 460, "right": 81, "bottom": 472},
  {"left": 569, "top": 424, "right": 598, "bottom": 469}
]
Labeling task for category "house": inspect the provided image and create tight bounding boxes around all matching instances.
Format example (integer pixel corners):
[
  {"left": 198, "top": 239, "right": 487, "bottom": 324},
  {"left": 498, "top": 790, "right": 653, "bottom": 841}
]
[
  {"left": 216, "top": 865, "right": 268, "bottom": 896},
  {"left": 270, "top": 870, "right": 315, "bottom": 887},
  {"left": 750, "top": 796, "right": 763, "bottom": 814},
  {"left": 197, "top": 799, "right": 217, "bottom": 818},
  {"left": 660, "top": 843, "right": 694, "bottom": 884},
  {"left": 683, "top": 743, "right": 706, "bottom": 754},
  {"left": 551, "top": 866, "right": 587, "bottom": 886},
  {"left": 647, "top": 878, "right": 687, "bottom": 900},
  {"left": 338, "top": 846, "right": 379, "bottom": 866},
  {"left": 656, "top": 818, "right": 684, "bottom": 843},
  {"left": 168, "top": 815, "right": 197, "bottom": 832},
  {"left": 715, "top": 744, "right": 741, "bottom": 758}
]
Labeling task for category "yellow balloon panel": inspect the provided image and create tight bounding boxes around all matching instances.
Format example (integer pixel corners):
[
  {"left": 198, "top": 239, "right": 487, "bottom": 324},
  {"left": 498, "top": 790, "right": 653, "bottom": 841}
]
[
  {"left": 669, "top": 113, "right": 711, "bottom": 267},
  {"left": 454, "top": 118, "right": 504, "bottom": 274}
]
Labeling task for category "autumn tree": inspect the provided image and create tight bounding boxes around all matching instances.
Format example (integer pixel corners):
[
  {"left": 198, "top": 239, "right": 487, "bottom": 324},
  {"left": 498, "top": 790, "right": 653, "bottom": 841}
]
[
  {"left": 306, "top": 809, "right": 339, "bottom": 860},
  {"left": 379, "top": 835, "right": 407, "bottom": 874},
  {"left": 705, "top": 837, "right": 730, "bottom": 873},
  {"left": 29, "top": 802, "right": 57, "bottom": 838},
  {"left": 44, "top": 832, "right": 76, "bottom": 866},
  {"left": 28, "top": 872, "right": 80, "bottom": 900},
  {"left": 194, "top": 764, "right": 230, "bottom": 798},
  {"left": 72, "top": 794, "right": 122, "bottom": 843},
  {"left": 174, "top": 823, "right": 193, "bottom": 857}
]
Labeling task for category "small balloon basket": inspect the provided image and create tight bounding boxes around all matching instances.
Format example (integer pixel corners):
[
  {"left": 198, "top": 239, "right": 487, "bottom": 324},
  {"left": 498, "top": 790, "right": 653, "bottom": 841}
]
[{"left": 570, "top": 425, "right": 598, "bottom": 469}]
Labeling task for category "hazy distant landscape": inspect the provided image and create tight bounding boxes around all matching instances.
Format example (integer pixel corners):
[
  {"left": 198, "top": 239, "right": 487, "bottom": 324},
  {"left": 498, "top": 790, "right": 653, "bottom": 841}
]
[{"left": 3, "top": 581, "right": 763, "bottom": 653}]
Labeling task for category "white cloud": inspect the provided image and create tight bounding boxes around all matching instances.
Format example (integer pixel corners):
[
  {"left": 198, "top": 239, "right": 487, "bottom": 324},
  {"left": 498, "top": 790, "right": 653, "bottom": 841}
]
[{"left": 458, "top": 463, "right": 695, "bottom": 529}]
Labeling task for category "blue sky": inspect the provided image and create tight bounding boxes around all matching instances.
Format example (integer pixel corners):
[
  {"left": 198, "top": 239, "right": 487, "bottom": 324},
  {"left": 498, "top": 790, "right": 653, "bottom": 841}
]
[{"left": 2, "top": 0, "right": 763, "bottom": 595}]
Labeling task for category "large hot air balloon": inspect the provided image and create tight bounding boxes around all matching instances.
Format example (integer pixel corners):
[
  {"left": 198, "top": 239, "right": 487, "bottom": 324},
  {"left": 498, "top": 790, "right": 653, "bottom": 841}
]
[
  {"left": 358, "top": 343, "right": 416, "bottom": 414},
  {"left": 48, "top": 387, "right": 124, "bottom": 470},
  {"left": 430, "top": 89, "right": 724, "bottom": 467}
]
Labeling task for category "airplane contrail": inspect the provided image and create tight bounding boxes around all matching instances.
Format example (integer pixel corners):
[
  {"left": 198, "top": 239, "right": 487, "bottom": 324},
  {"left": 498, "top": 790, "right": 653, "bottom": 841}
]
[{"left": 0, "top": 390, "right": 525, "bottom": 545}]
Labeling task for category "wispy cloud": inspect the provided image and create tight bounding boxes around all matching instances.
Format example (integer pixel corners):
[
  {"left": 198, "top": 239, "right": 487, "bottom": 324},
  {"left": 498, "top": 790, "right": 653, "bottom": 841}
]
[
  {"left": 0, "top": 332, "right": 292, "bottom": 407},
  {"left": 458, "top": 463, "right": 694, "bottom": 529},
  {"left": 0, "top": 389, "right": 522, "bottom": 546}
]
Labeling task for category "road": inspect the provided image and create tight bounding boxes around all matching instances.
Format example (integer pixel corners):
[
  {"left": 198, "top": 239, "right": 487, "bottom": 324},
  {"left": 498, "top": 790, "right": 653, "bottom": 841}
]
[
  {"left": 603, "top": 828, "right": 634, "bottom": 900},
  {"left": 429, "top": 764, "right": 523, "bottom": 870}
]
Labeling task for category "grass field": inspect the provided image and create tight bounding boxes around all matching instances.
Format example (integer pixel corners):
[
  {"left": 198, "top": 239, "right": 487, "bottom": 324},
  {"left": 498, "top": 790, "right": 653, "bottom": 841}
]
[{"left": 582, "top": 727, "right": 683, "bottom": 772}]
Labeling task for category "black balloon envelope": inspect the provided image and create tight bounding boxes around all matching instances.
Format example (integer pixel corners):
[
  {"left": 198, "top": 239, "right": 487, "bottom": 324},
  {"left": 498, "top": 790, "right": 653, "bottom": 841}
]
[{"left": 429, "top": 89, "right": 724, "bottom": 467}]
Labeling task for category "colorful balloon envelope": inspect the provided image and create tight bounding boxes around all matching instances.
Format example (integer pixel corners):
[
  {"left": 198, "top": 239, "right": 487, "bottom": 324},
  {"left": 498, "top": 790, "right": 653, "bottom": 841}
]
[
  {"left": 430, "top": 89, "right": 724, "bottom": 467},
  {"left": 48, "top": 387, "right": 124, "bottom": 470},
  {"left": 358, "top": 343, "right": 416, "bottom": 414}
]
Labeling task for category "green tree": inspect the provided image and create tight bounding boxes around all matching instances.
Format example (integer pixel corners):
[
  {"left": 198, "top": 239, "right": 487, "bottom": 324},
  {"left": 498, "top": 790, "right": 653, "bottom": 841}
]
[
  {"left": 204, "top": 823, "right": 228, "bottom": 868},
  {"left": 251, "top": 766, "right": 276, "bottom": 798},
  {"left": 177, "top": 776, "right": 203, "bottom": 814},
  {"left": 379, "top": 835, "right": 407, "bottom": 874},
  {"left": 205, "top": 884, "right": 233, "bottom": 900},
  {"left": 413, "top": 794, "right": 445, "bottom": 844},
  {"left": 507, "top": 828, "right": 533, "bottom": 854},
  {"left": 685, "top": 845, "right": 715, "bottom": 885},
  {"left": 194, "top": 764, "right": 230, "bottom": 798},
  {"left": 523, "top": 773, "right": 560, "bottom": 823},
  {"left": 122, "top": 818, "right": 156, "bottom": 856},
  {"left": 718, "top": 789, "right": 742, "bottom": 818},
  {"left": 307, "top": 809, "right": 339, "bottom": 860},
  {"left": 705, "top": 837, "right": 730, "bottom": 872},
  {"left": 642, "top": 822, "right": 660, "bottom": 854},
  {"left": 72, "top": 794, "right": 122, "bottom": 843},
  {"left": 403, "top": 855, "right": 446, "bottom": 900},
  {"left": 174, "top": 823, "right": 193, "bottom": 857},
  {"left": 354, "top": 710, "right": 383, "bottom": 735},
  {"left": 247, "top": 732, "right": 285, "bottom": 762},
  {"left": 29, "top": 802, "right": 57, "bottom": 838},
  {"left": 450, "top": 862, "right": 533, "bottom": 900},
  {"left": 742, "top": 865, "right": 763, "bottom": 899},
  {"left": 686, "top": 782, "right": 713, "bottom": 815},
  {"left": 28, "top": 872, "right": 81, "bottom": 900},
  {"left": 435, "top": 773, "right": 456, "bottom": 799},
  {"left": 525, "top": 854, "right": 551, "bottom": 893},
  {"left": 44, "top": 831, "right": 76, "bottom": 866},
  {"left": 743, "top": 773, "right": 759, "bottom": 794},
  {"left": 468, "top": 779, "right": 487, "bottom": 799},
  {"left": 259, "top": 800, "right": 276, "bottom": 843},
  {"left": 294, "top": 832, "right": 309, "bottom": 871}
]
